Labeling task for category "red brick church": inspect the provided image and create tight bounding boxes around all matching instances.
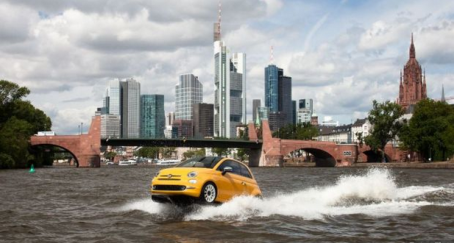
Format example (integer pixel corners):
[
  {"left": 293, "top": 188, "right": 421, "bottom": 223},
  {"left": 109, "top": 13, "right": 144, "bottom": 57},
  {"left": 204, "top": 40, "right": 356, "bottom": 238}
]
[{"left": 398, "top": 34, "right": 427, "bottom": 112}]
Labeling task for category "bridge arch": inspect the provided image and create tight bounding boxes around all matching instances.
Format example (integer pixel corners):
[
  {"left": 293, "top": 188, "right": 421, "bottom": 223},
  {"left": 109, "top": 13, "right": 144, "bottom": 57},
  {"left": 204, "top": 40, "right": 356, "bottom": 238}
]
[
  {"left": 31, "top": 144, "right": 79, "bottom": 167},
  {"left": 361, "top": 149, "right": 391, "bottom": 163},
  {"left": 285, "top": 147, "right": 337, "bottom": 167}
]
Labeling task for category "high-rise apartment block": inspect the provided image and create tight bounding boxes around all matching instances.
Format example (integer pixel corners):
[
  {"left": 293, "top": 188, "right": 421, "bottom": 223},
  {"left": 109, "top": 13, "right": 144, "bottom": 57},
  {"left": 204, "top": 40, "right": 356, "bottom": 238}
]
[
  {"left": 140, "top": 94, "right": 165, "bottom": 138},
  {"left": 175, "top": 74, "right": 203, "bottom": 120},
  {"left": 120, "top": 78, "right": 140, "bottom": 138}
]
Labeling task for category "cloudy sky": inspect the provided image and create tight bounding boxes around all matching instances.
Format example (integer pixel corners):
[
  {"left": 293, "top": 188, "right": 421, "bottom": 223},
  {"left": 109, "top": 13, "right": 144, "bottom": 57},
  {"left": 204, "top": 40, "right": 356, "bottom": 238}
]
[{"left": 1, "top": 0, "right": 453, "bottom": 134}]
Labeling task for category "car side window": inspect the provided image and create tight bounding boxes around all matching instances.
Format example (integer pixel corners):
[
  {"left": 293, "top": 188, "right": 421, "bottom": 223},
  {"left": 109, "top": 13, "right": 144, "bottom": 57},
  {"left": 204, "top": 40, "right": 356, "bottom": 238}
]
[
  {"left": 217, "top": 161, "right": 231, "bottom": 172},
  {"left": 218, "top": 160, "right": 241, "bottom": 176},
  {"left": 238, "top": 163, "right": 253, "bottom": 179}
]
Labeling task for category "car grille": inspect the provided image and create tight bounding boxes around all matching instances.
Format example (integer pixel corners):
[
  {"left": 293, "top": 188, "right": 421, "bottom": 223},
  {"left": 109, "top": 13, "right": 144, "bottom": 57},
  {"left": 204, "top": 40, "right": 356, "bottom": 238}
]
[
  {"left": 152, "top": 185, "right": 186, "bottom": 191},
  {"left": 158, "top": 174, "right": 182, "bottom": 181}
]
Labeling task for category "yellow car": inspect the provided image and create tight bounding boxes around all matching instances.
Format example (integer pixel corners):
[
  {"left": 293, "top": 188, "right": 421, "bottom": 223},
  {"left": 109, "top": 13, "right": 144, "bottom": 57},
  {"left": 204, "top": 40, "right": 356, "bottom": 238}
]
[{"left": 150, "top": 156, "right": 262, "bottom": 205}]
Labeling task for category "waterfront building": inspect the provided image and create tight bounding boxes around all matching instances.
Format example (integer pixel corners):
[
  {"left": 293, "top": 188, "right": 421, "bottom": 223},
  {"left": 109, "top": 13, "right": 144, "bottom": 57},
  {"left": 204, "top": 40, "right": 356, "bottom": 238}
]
[
  {"left": 311, "top": 112, "right": 319, "bottom": 126},
  {"left": 398, "top": 34, "right": 427, "bottom": 112},
  {"left": 120, "top": 78, "right": 140, "bottom": 138},
  {"left": 317, "top": 124, "right": 352, "bottom": 144},
  {"left": 175, "top": 74, "right": 203, "bottom": 120},
  {"left": 351, "top": 118, "right": 371, "bottom": 144},
  {"left": 193, "top": 103, "right": 214, "bottom": 138},
  {"left": 252, "top": 99, "right": 261, "bottom": 124},
  {"left": 297, "top": 99, "right": 314, "bottom": 124},
  {"left": 100, "top": 114, "right": 120, "bottom": 138},
  {"left": 140, "top": 94, "right": 165, "bottom": 138}
]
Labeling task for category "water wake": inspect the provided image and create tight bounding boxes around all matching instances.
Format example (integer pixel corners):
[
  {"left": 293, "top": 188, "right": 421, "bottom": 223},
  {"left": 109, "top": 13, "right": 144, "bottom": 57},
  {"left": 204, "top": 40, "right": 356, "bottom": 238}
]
[{"left": 120, "top": 168, "right": 453, "bottom": 221}]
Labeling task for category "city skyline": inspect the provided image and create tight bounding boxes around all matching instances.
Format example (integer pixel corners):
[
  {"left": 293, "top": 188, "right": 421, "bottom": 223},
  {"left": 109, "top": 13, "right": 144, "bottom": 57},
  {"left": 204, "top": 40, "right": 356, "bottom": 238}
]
[{"left": 1, "top": 1, "right": 454, "bottom": 134}]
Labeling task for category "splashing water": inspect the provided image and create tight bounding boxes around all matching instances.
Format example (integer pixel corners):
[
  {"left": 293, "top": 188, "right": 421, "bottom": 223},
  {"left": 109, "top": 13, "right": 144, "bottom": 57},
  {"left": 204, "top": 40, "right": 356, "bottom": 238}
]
[{"left": 119, "top": 168, "right": 451, "bottom": 221}]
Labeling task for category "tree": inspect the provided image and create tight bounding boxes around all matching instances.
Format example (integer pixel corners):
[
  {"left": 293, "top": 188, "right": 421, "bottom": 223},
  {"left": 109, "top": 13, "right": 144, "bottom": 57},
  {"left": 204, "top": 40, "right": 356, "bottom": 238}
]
[
  {"left": 0, "top": 80, "right": 52, "bottom": 169},
  {"left": 135, "top": 147, "right": 159, "bottom": 159},
  {"left": 364, "top": 100, "right": 405, "bottom": 162},
  {"left": 236, "top": 148, "right": 248, "bottom": 162},
  {"left": 273, "top": 122, "right": 319, "bottom": 140},
  {"left": 399, "top": 99, "right": 454, "bottom": 161},
  {"left": 212, "top": 147, "right": 231, "bottom": 157}
]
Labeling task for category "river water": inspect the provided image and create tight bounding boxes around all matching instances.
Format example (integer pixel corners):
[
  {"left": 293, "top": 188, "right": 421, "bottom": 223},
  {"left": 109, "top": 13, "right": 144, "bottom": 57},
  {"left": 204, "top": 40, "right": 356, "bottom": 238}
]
[{"left": 1, "top": 166, "right": 454, "bottom": 242}]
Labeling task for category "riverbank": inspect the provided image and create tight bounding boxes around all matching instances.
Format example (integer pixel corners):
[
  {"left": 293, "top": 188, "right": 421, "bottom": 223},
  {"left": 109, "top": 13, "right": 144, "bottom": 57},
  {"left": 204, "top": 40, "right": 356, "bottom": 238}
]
[{"left": 284, "top": 160, "right": 454, "bottom": 169}]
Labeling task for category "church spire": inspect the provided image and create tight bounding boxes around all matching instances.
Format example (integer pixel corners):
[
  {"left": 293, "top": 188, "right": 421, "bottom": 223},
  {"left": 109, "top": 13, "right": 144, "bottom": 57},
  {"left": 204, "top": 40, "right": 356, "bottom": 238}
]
[{"left": 409, "top": 33, "right": 416, "bottom": 58}]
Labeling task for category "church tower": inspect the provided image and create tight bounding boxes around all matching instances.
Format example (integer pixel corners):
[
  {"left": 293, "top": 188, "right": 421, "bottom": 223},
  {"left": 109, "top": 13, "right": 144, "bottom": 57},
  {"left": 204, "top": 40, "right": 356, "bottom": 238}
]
[{"left": 398, "top": 34, "right": 427, "bottom": 112}]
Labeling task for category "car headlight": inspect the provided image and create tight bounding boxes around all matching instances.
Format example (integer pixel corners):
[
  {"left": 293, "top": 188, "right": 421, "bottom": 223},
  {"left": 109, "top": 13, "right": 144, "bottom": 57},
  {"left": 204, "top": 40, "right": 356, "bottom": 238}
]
[{"left": 187, "top": 171, "right": 198, "bottom": 178}]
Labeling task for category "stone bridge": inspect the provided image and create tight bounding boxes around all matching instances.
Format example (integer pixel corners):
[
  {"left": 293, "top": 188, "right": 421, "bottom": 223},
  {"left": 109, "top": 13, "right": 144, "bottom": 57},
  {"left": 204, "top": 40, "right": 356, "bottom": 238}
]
[
  {"left": 247, "top": 119, "right": 404, "bottom": 167},
  {"left": 30, "top": 116, "right": 101, "bottom": 167},
  {"left": 29, "top": 115, "right": 403, "bottom": 168}
]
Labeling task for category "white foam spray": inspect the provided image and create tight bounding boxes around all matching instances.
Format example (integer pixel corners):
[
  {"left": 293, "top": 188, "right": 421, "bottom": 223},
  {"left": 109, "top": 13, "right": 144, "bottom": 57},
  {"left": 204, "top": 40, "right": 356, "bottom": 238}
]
[{"left": 118, "top": 168, "right": 452, "bottom": 221}]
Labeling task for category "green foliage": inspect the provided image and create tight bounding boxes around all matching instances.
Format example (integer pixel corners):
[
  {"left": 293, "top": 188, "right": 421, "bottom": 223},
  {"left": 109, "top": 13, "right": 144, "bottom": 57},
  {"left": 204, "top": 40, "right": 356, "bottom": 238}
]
[
  {"left": 399, "top": 99, "right": 454, "bottom": 161},
  {"left": 0, "top": 80, "right": 52, "bottom": 169},
  {"left": 212, "top": 147, "right": 231, "bottom": 157},
  {"left": 236, "top": 148, "right": 248, "bottom": 162},
  {"left": 135, "top": 147, "right": 159, "bottom": 159},
  {"left": 272, "top": 122, "right": 319, "bottom": 140},
  {"left": 104, "top": 151, "right": 117, "bottom": 161},
  {"left": 364, "top": 100, "right": 405, "bottom": 162}
]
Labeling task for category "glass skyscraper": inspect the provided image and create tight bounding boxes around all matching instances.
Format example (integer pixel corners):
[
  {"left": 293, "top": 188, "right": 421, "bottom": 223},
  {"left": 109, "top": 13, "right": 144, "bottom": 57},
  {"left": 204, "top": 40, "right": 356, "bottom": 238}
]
[
  {"left": 120, "top": 78, "right": 140, "bottom": 138},
  {"left": 175, "top": 74, "right": 203, "bottom": 120},
  {"left": 265, "top": 65, "right": 282, "bottom": 112},
  {"left": 140, "top": 94, "right": 165, "bottom": 138},
  {"left": 214, "top": 39, "right": 230, "bottom": 138}
]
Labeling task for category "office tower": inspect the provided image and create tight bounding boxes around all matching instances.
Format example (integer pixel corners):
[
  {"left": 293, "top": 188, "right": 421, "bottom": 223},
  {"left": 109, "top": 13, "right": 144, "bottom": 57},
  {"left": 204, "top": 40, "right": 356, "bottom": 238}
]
[
  {"left": 264, "top": 64, "right": 292, "bottom": 131},
  {"left": 292, "top": 100, "right": 297, "bottom": 125},
  {"left": 213, "top": 7, "right": 246, "bottom": 138},
  {"left": 100, "top": 114, "right": 121, "bottom": 138},
  {"left": 175, "top": 74, "right": 203, "bottom": 120},
  {"left": 231, "top": 53, "right": 247, "bottom": 125},
  {"left": 193, "top": 103, "right": 214, "bottom": 138},
  {"left": 297, "top": 99, "right": 314, "bottom": 124},
  {"left": 214, "top": 16, "right": 230, "bottom": 138},
  {"left": 265, "top": 65, "right": 281, "bottom": 112},
  {"left": 229, "top": 53, "right": 246, "bottom": 138},
  {"left": 278, "top": 75, "right": 292, "bottom": 125},
  {"left": 140, "top": 94, "right": 165, "bottom": 138},
  {"left": 120, "top": 78, "right": 140, "bottom": 138},
  {"left": 107, "top": 79, "right": 121, "bottom": 115},
  {"left": 252, "top": 99, "right": 261, "bottom": 124}
]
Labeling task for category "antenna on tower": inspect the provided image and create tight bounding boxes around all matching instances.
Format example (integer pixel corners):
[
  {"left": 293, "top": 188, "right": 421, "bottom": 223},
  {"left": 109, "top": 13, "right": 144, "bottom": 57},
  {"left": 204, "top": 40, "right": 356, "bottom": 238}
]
[
  {"left": 270, "top": 45, "right": 274, "bottom": 64},
  {"left": 218, "top": 1, "right": 222, "bottom": 39}
]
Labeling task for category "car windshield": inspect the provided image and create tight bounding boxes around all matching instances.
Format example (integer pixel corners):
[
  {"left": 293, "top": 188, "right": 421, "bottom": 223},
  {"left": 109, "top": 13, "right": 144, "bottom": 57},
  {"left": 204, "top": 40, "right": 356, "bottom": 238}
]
[{"left": 176, "top": 157, "right": 222, "bottom": 168}]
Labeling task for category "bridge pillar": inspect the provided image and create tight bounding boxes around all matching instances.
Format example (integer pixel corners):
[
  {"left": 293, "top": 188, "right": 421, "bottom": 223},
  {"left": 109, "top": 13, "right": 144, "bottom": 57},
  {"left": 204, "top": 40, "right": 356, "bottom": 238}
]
[{"left": 247, "top": 148, "right": 261, "bottom": 167}]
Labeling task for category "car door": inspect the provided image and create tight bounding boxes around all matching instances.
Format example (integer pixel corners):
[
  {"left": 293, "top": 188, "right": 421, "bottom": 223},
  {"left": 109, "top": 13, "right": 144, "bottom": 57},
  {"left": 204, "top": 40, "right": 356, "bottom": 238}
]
[
  {"left": 216, "top": 160, "right": 244, "bottom": 200},
  {"left": 237, "top": 162, "right": 257, "bottom": 195}
]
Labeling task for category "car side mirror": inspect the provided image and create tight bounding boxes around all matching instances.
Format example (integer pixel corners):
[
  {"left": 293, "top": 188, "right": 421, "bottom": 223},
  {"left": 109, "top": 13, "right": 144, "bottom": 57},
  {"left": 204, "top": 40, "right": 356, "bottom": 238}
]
[{"left": 222, "top": 166, "right": 233, "bottom": 175}]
